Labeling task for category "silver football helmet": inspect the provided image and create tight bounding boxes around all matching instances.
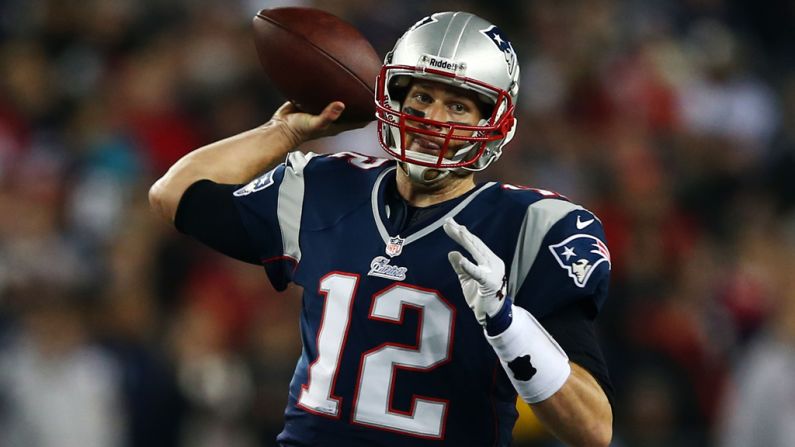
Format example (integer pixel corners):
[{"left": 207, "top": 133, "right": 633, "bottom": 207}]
[{"left": 375, "top": 12, "right": 520, "bottom": 184}]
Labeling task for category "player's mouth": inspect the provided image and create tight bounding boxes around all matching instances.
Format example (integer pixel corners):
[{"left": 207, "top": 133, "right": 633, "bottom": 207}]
[{"left": 407, "top": 135, "right": 444, "bottom": 155}]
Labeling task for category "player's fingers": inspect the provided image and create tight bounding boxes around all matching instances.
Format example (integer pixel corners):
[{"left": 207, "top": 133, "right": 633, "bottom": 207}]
[
  {"left": 443, "top": 219, "right": 473, "bottom": 251},
  {"left": 443, "top": 219, "right": 488, "bottom": 263},
  {"left": 313, "top": 101, "right": 346, "bottom": 127},
  {"left": 447, "top": 251, "right": 468, "bottom": 277},
  {"left": 449, "top": 250, "right": 480, "bottom": 280},
  {"left": 453, "top": 220, "right": 495, "bottom": 261},
  {"left": 456, "top": 253, "right": 489, "bottom": 283}
]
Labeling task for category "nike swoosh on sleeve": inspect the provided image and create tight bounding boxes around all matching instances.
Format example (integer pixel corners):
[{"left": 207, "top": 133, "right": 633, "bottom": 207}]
[{"left": 576, "top": 216, "right": 594, "bottom": 229}]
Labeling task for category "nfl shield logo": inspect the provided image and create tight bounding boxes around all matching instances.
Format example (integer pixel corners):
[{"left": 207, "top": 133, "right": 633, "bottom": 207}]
[{"left": 385, "top": 236, "right": 405, "bottom": 257}]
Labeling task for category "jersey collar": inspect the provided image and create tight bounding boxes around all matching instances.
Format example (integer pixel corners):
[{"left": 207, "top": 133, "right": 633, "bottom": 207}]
[{"left": 370, "top": 166, "right": 495, "bottom": 249}]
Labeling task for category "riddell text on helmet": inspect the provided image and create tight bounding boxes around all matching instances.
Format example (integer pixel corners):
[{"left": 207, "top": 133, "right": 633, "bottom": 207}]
[{"left": 427, "top": 57, "right": 460, "bottom": 72}]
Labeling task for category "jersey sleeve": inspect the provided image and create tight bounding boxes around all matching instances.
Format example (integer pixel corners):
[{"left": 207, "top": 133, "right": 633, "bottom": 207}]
[
  {"left": 538, "top": 301, "right": 615, "bottom": 407},
  {"left": 231, "top": 151, "right": 320, "bottom": 291},
  {"left": 175, "top": 180, "right": 260, "bottom": 264},
  {"left": 508, "top": 199, "right": 611, "bottom": 319}
]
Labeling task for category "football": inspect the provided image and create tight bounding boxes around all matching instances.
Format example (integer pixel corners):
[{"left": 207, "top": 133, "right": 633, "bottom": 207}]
[{"left": 252, "top": 7, "right": 382, "bottom": 123}]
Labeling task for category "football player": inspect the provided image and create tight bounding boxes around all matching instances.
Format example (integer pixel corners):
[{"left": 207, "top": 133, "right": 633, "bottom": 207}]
[{"left": 150, "top": 11, "right": 613, "bottom": 447}]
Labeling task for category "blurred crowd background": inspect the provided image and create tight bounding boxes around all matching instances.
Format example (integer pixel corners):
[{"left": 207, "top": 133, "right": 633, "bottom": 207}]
[{"left": 0, "top": 0, "right": 794, "bottom": 446}]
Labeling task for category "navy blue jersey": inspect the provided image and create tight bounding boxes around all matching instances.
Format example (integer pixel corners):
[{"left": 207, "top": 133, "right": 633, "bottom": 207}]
[{"left": 231, "top": 152, "right": 610, "bottom": 446}]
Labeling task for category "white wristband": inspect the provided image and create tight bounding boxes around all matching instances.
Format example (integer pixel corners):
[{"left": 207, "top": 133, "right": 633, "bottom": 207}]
[{"left": 485, "top": 305, "right": 571, "bottom": 403}]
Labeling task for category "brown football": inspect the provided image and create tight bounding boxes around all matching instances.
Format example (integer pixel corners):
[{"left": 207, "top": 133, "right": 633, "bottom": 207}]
[{"left": 252, "top": 7, "right": 382, "bottom": 123}]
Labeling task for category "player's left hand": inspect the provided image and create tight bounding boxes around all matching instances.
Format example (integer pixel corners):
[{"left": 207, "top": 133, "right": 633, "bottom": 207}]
[{"left": 443, "top": 218, "right": 508, "bottom": 326}]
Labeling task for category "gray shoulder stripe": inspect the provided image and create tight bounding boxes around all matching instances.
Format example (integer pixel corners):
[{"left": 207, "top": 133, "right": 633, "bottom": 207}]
[
  {"left": 507, "top": 199, "right": 583, "bottom": 297},
  {"left": 277, "top": 152, "right": 312, "bottom": 262},
  {"left": 285, "top": 151, "right": 318, "bottom": 173}
]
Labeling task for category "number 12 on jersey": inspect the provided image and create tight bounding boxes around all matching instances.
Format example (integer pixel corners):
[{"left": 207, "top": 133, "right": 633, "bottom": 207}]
[{"left": 297, "top": 272, "right": 456, "bottom": 439}]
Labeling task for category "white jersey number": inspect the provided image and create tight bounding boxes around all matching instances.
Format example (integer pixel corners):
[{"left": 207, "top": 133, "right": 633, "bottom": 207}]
[{"left": 297, "top": 273, "right": 455, "bottom": 439}]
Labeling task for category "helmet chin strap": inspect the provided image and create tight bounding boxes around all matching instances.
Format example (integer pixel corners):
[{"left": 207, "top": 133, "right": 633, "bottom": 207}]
[
  {"left": 400, "top": 162, "right": 452, "bottom": 185},
  {"left": 396, "top": 139, "right": 482, "bottom": 186}
]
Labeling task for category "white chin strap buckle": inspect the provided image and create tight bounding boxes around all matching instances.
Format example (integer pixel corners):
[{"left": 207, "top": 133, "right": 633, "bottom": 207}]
[{"left": 401, "top": 162, "right": 451, "bottom": 185}]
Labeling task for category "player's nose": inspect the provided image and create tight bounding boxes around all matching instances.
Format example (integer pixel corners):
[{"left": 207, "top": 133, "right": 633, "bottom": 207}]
[{"left": 419, "top": 102, "right": 446, "bottom": 129}]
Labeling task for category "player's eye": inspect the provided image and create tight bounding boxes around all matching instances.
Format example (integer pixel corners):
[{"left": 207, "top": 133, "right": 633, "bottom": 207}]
[
  {"left": 449, "top": 103, "right": 468, "bottom": 114},
  {"left": 411, "top": 92, "right": 433, "bottom": 104}
]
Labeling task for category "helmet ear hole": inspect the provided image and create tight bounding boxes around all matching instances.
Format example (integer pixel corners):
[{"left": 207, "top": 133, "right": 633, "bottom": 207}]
[
  {"left": 388, "top": 75, "right": 412, "bottom": 103},
  {"left": 477, "top": 99, "right": 494, "bottom": 121}
]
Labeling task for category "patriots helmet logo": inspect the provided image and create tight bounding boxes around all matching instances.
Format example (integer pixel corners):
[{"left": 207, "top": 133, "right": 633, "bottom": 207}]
[
  {"left": 481, "top": 25, "right": 517, "bottom": 77},
  {"left": 408, "top": 14, "right": 438, "bottom": 32},
  {"left": 548, "top": 235, "right": 611, "bottom": 288}
]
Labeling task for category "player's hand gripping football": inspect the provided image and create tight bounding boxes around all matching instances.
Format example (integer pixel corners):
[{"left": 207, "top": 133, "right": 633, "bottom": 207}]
[
  {"left": 443, "top": 218, "right": 509, "bottom": 327},
  {"left": 271, "top": 101, "right": 368, "bottom": 148}
]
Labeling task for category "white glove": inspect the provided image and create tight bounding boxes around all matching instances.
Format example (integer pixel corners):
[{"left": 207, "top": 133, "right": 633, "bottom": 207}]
[
  {"left": 444, "top": 219, "right": 571, "bottom": 403},
  {"left": 443, "top": 218, "right": 508, "bottom": 326}
]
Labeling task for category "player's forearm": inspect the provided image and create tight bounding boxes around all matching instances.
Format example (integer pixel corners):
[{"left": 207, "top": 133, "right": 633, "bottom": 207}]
[
  {"left": 479, "top": 302, "right": 612, "bottom": 447},
  {"left": 148, "top": 120, "right": 296, "bottom": 222},
  {"left": 531, "top": 363, "right": 612, "bottom": 447}
]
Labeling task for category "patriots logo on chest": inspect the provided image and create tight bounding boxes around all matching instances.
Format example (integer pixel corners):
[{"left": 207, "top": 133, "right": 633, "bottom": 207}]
[
  {"left": 368, "top": 256, "right": 408, "bottom": 281},
  {"left": 548, "top": 235, "right": 611, "bottom": 288}
]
